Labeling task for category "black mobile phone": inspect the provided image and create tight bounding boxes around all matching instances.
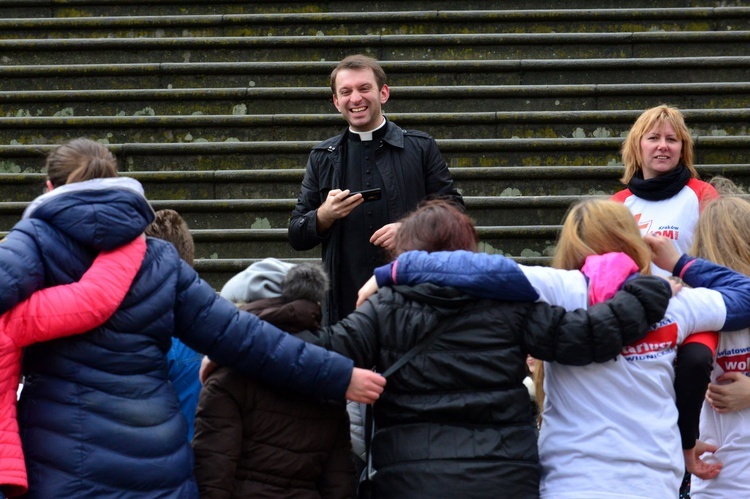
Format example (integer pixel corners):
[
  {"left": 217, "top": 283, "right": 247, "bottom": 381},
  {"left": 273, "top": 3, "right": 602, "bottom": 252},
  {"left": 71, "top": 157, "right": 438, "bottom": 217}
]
[{"left": 347, "top": 188, "right": 382, "bottom": 202}]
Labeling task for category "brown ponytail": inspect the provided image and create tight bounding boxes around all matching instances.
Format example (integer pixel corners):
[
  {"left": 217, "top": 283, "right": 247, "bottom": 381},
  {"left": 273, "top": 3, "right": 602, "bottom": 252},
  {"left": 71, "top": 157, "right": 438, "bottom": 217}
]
[{"left": 46, "top": 138, "right": 118, "bottom": 188}]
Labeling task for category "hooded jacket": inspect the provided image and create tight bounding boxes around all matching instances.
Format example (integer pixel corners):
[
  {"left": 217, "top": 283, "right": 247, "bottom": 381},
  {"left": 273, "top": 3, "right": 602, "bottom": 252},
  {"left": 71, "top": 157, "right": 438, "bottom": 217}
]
[
  {"left": 0, "top": 237, "right": 145, "bottom": 498},
  {"left": 298, "top": 277, "right": 670, "bottom": 498},
  {"left": 0, "top": 178, "right": 353, "bottom": 498}
]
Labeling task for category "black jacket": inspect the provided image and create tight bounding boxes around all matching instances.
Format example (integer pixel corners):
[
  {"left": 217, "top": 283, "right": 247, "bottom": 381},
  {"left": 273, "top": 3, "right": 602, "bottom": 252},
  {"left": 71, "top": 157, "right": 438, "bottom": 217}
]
[
  {"left": 288, "top": 119, "right": 463, "bottom": 323},
  {"left": 298, "top": 276, "right": 670, "bottom": 499}
]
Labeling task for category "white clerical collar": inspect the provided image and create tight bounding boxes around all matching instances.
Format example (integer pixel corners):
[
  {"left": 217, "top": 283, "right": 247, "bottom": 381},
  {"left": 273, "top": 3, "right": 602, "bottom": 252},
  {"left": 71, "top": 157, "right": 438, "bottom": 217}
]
[{"left": 349, "top": 117, "right": 386, "bottom": 141}]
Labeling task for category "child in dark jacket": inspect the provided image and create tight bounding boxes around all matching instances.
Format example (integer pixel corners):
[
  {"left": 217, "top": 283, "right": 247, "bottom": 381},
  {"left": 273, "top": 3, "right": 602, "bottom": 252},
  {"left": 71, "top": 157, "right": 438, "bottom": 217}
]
[{"left": 193, "top": 262, "right": 357, "bottom": 499}]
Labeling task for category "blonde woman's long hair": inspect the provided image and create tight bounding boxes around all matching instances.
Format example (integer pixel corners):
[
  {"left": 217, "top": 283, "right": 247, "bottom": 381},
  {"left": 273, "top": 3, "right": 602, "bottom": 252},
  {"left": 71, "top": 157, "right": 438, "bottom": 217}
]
[
  {"left": 551, "top": 198, "right": 652, "bottom": 274},
  {"left": 534, "top": 198, "right": 653, "bottom": 422},
  {"left": 691, "top": 178, "right": 750, "bottom": 277},
  {"left": 620, "top": 104, "right": 697, "bottom": 184}
]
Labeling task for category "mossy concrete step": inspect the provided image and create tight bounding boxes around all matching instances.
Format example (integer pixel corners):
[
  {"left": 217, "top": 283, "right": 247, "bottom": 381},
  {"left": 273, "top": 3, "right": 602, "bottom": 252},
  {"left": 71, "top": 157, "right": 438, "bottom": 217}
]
[
  {"left": 2, "top": 136, "right": 749, "bottom": 174},
  {"left": 0, "top": 193, "right": 744, "bottom": 235},
  {"left": 4, "top": 57, "right": 749, "bottom": 91},
  {"left": 3, "top": 8, "right": 749, "bottom": 39},
  {"left": 4, "top": 164, "right": 747, "bottom": 202},
  {"left": 3, "top": 82, "right": 749, "bottom": 117},
  {"left": 4, "top": 109, "right": 748, "bottom": 144},
  {"left": 0, "top": 195, "right": 598, "bottom": 231},
  {"left": 2, "top": 31, "right": 749, "bottom": 65},
  {"left": 187, "top": 225, "right": 561, "bottom": 260},
  {"left": 0, "top": 1, "right": 737, "bottom": 18}
]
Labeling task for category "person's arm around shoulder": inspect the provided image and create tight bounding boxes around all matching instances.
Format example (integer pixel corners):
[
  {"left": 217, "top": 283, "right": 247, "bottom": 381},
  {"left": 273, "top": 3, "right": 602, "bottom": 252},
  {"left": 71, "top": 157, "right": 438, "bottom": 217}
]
[
  {"left": 361, "top": 250, "right": 562, "bottom": 305},
  {"left": 523, "top": 275, "right": 672, "bottom": 365},
  {"left": 6, "top": 236, "right": 146, "bottom": 347},
  {"left": 647, "top": 233, "right": 750, "bottom": 331},
  {"left": 173, "top": 261, "right": 384, "bottom": 403}
]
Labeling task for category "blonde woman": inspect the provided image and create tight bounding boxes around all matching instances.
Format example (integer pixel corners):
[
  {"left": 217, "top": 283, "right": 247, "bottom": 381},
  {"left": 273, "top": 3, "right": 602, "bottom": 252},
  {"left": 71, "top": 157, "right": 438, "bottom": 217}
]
[
  {"left": 613, "top": 104, "right": 721, "bottom": 496},
  {"left": 613, "top": 104, "right": 717, "bottom": 276},
  {"left": 364, "top": 198, "right": 750, "bottom": 498}
]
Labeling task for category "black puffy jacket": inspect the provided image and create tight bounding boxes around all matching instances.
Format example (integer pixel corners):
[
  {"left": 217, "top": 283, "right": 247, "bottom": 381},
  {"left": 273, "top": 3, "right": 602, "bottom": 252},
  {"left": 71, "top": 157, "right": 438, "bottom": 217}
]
[{"left": 299, "top": 277, "right": 670, "bottom": 499}]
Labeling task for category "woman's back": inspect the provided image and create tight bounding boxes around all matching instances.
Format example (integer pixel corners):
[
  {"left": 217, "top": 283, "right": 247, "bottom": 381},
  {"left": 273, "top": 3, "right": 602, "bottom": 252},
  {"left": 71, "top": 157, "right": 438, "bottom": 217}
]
[
  {"left": 18, "top": 236, "right": 199, "bottom": 498},
  {"left": 365, "top": 284, "right": 541, "bottom": 499},
  {"left": 311, "top": 276, "right": 664, "bottom": 499}
]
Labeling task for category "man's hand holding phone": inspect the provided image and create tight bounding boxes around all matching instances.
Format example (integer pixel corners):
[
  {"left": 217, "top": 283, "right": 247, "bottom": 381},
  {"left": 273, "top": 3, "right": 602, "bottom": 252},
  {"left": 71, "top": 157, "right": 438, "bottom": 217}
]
[
  {"left": 346, "top": 188, "right": 382, "bottom": 202},
  {"left": 316, "top": 188, "right": 366, "bottom": 234}
]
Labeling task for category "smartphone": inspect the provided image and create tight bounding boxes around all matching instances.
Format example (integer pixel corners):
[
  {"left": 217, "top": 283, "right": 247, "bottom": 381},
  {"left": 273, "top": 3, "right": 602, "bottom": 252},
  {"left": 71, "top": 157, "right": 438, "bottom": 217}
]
[{"left": 347, "top": 188, "right": 382, "bottom": 202}]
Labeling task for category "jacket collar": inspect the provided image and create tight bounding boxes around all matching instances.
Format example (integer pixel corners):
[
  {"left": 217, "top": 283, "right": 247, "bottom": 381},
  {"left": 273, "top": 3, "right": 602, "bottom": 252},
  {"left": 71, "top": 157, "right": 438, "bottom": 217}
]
[{"left": 313, "top": 117, "right": 404, "bottom": 152}]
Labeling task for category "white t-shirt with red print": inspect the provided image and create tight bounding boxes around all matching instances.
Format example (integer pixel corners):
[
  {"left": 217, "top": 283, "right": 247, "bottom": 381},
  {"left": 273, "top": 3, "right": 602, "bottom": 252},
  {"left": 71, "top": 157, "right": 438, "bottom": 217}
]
[
  {"left": 518, "top": 264, "right": 727, "bottom": 499},
  {"left": 691, "top": 328, "right": 750, "bottom": 498},
  {"left": 612, "top": 179, "right": 718, "bottom": 277}
]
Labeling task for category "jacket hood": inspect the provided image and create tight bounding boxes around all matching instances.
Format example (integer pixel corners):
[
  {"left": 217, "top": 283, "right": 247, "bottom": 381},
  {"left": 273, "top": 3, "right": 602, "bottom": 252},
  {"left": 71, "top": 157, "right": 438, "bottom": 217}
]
[
  {"left": 220, "top": 258, "right": 295, "bottom": 303},
  {"left": 22, "top": 177, "right": 154, "bottom": 250},
  {"left": 581, "top": 252, "right": 639, "bottom": 306}
]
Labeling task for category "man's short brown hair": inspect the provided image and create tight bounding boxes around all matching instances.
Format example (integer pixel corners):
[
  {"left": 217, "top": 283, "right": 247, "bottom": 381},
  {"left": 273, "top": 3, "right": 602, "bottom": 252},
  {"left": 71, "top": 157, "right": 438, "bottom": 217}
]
[{"left": 330, "top": 54, "right": 387, "bottom": 94}]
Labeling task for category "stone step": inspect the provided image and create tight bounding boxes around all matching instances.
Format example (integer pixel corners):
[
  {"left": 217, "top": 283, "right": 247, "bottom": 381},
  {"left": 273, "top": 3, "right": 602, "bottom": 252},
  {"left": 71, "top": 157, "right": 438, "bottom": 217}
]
[
  {"left": 3, "top": 109, "right": 748, "bottom": 145},
  {"left": 3, "top": 8, "right": 748, "bottom": 39},
  {"left": 0, "top": 1, "right": 736, "bottom": 18},
  {"left": 2, "top": 31, "right": 749, "bottom": 66},
  {"left": 4, "top": 190, "right": 749, "bottom": 234},
  {"left": 4, "top": 164, "right": 748, "bottom": 202},
  {"left": 4, "top": 57, "right": 749, "bottom": 91},
  {"left": 187, "top": 225, "right": 561, "bottom": 260},
  {"left": 0, "top": 194, "right": 600, "bottom": 231},
  {"left": 2, "top": 136, "right": 749, "bottom": 174}
]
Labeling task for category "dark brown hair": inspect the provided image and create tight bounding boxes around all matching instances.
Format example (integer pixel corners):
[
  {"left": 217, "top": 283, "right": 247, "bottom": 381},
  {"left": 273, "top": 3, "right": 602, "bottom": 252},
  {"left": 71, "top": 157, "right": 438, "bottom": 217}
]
[
  {"left": 45, "top": 138, "right": 118, "bottom": 187},
  {"left": 145, "top": 209, "right": 195, "bottom": 267},
  {"left": 330, "top": 54, "right": 387, "bottom": 94},
  {"left": 392, "top": 199, "right": 478, "bottom": 257}
]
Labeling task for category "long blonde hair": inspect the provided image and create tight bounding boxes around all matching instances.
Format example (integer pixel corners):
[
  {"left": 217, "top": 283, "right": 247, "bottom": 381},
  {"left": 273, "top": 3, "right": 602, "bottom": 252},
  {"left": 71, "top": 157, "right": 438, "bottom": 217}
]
[
  {"left": 551, "top": 198, "right": 652, "bottom": 274},
  {"left": 691, "top": 178, "right": 750, "bottom": 277},
  {"left": 535, "top": 198, "right": 653, "bottom": 420},
  {"left": 620, "top": 104, "right": 697, "bottom": 184}
]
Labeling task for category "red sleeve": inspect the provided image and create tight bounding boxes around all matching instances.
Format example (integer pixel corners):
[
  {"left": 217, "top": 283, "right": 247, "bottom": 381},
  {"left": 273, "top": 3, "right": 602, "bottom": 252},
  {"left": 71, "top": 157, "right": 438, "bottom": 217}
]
[
  {"left": 687, "top": 179, "right": 719, "bottom": 212},
  {"left": 682, "top": 331, "right": 720, "bottom": 356},
  {"left": 611, "top": 188, "right": 632, "bottom": 204},
  {"left": 4, "top": 237, "right": 146, "bottom": 347}
]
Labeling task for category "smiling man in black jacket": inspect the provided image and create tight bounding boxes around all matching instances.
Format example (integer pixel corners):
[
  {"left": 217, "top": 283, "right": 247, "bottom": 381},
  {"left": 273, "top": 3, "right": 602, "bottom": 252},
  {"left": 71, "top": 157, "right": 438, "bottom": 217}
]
[{"left": 288, "top": 54, "right": 463, "bottom": 324}]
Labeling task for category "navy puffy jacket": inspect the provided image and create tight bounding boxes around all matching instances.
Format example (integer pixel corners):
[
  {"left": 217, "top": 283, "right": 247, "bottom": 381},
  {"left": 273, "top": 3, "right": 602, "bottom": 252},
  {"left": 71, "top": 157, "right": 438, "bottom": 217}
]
[{"left": 0, "top": 178, "right": 353, "bottom": 498}]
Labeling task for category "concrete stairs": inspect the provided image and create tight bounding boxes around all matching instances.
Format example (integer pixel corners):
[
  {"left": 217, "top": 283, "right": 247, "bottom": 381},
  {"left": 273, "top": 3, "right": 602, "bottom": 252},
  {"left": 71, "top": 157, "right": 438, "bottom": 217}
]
[{"left": 1, "top": 1, "right": 748, "bottom": 288}]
